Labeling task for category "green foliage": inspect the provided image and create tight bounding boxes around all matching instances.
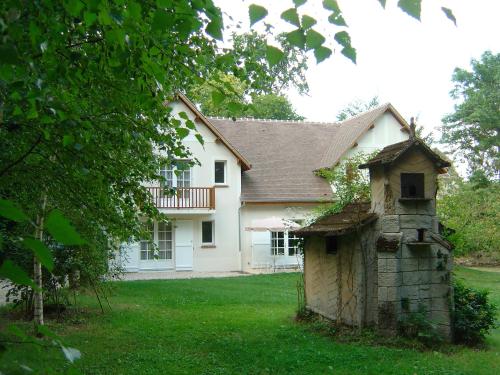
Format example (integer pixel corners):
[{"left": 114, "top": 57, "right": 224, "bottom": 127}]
[
  {"left": 398, "top": 305, "right": 444, "bottom": 348},
  {"left": 336, "top": 96, "right": 380, "bottom": 121},
  {"left": 437, "top": 179, "right": 500, "bottom": 257},
  {"left": 314, "top": 153, "right": 374, "bottom": 219},
  {"left": 441, "top": 51, "right": 500, "bottom": 179},
  {"left": 453, "top": 279, "right": 498, "bottom": 346}
]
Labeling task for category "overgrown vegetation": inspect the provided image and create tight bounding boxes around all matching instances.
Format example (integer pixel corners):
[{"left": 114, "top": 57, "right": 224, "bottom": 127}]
[
  {"left": 438, "top": 175, "right": 500, "bottom": 262},
  {"left": 453, "top": 279, "right": 498, "bottom": 346},
  {"left": 398, "top": 304, "right": 444, "bottom": 348}
]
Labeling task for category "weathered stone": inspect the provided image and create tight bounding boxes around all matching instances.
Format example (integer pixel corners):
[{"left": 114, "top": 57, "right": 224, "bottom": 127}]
[
  {"left": 430, "top": 309, "right": 451, "bottom": 325},
  {"left": 401, "top": 258, "right": 418, "bottom": 272},
  {"left": 419, "top": 285, "right": 431, "bottom": 299},
  {"left": 386, "top": 258, "right": 399, "bottom": 272},
  {"left": 431, "top": 285, "right": 450, "bottom": 299},
  {"left": 379, "top": 272, "right": 402, "bottom": 287},
  {"left": 377, "top": 233, "right": 402, "bottom": 252},
  {"left": 378, "top": 286, "right": 388, "bottom": 301},
  {"left": 401, "top": 285, "right": 419, "bottom": 299},
  {"left": 387, "top": 286, "right": 398, "bottom": 301},
  {"left": 431, "top": 216, "right": 440, "bottom": 233},
  {"left": 402, "top": 271, "right": 421, "bottom": 285},
  {"left": 401, "top": 244, "right": 416, "bottom": 258},
  {"left": 415, "top": 199, "right": 435, "bottom": 215},
  {"left": 400, "top": 214, "right": 432, "bottom": 229},
  {"left": 418, "top": 257, "right": 432, "bottom": 271},
  {"left": 395, "top": 200, "right": 417, "bottom": 215},
  {"left": 401, "top": 229, "right": 418, "bottom": 243},
  {"left": 381, "top": 215, "right": 400, "bottom": 233}
]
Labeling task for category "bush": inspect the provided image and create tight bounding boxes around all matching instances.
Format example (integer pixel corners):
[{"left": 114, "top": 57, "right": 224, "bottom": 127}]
[
  {"left": 453, "top": 280, "right": 498, "bottom": 345},
  {"left": 398, "top": 304, "right": 443, "bottom": 348}
]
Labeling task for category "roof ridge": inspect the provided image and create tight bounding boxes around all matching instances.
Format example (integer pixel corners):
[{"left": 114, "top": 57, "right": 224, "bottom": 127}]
[
  {"left": 337, "top": 102, "right": 391, "bottom": 124},
  {"left": 208, "top": 116, "right": 339, "bottom": 125}
]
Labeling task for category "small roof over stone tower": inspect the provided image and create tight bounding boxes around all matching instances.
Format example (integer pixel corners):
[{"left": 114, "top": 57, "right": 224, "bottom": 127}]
[{"left": 358, "top": 123, "right": 451, "bottom": 216}]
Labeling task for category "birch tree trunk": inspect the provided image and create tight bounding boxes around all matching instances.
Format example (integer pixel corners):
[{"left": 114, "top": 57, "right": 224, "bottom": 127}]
[{"left": 33, "top": 194, "right": 47, "bottom": 328}]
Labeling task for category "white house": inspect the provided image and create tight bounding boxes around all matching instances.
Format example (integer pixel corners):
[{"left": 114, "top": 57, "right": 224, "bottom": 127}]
[{"left": 121, "top": 94, "right": 410, "bottom": 273}]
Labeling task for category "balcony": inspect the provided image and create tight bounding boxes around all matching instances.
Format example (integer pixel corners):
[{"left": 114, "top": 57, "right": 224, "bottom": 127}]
[{"left": 147, "top": 187, "right": 215, "bottom": 210}]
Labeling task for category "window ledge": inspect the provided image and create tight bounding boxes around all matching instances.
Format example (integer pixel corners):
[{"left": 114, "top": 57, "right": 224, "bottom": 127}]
[
  {"left": 214, "top": 184, "right": 229, "bottom": 188},
  {"left": 201, "top": 244, "right": 216, "bottom": 248},
  {"left": 398, "top": 197, "right": 432, "bottom": 202}
]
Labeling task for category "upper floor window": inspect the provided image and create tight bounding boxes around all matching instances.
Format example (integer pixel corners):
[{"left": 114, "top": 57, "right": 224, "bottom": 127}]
[
  {"left": 214, "top": 161, "right": 226, "bottom": 184},
  {"left": 401, "top": 173, "right": 424, "bottom": 198},
  {"left": 160, "top": 161, "right": 191, "bottom": 189}
]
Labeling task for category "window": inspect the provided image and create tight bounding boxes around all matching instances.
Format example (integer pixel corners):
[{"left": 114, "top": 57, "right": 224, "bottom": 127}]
[
  {"left": 202, "top": 221, "right": 214, "bottom": 244},
  {"left": 271, "top": 231, "right": 302, "bottom": 256},
  {"left": 140, "top": 222, "right": 154, "bottom": 260},
  {"left": 214, "top": 161, "right": 226, "bottom": 184},
  {"left": 160, "top": 162, "right": 191, "bottom": 198},
  {"left": 157, "top": 222, "right": 173, "bottom": 259},
  {"left": 401, "top": 173, "right": 424, "bottom": 198},
  {"left": 271, "top": 232, "right": 285, "bottom": 255},
  {"left": 325, "top": 236, "right": 338, "bottom": 255}
]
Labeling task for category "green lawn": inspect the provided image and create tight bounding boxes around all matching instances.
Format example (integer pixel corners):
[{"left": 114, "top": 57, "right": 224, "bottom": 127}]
[{"left": 1, "top": 267, "right": 499, "bottom": 374}]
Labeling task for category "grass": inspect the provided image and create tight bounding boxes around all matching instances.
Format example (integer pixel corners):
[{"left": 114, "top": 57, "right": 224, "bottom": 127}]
[{"left": 1, "top": 267, "right": 499, "bottom": 374}]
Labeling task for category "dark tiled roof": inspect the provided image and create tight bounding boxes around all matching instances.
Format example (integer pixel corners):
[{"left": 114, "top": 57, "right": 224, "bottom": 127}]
[
  {"left": 210, "top": 103, "right": 407, "bottom": 202},
  {"left": 358, "top": 138, "right": 451, "bottom": 169},
  {"left": 294, "top": 202, "right": 377, "bottom": 236}
]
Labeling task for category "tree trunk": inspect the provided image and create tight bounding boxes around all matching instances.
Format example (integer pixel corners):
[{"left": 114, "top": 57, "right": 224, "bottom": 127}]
[{"left": 33, "top": 193, "right": 48, "bottom": 329}]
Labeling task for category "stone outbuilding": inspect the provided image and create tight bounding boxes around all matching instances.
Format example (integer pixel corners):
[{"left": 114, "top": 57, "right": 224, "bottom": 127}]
[{"left": 295, "top": 134, "right": 454, "bottom": 338}]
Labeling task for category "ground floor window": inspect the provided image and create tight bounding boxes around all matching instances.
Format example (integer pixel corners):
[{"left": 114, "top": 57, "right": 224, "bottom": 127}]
[
  {"left": 202, "top": 221, "right": 214, "bottom": 245},
  {"left": 271, "top": 231, "right": 301, "bottom": 256},
  {"left": 140, "top": 221, "right": 173, "bottom": 260}
]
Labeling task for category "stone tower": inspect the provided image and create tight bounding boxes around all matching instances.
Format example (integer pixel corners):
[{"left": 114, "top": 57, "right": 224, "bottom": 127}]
[{"left": 359, "top": 129, "right": 454, "bottom": 337}]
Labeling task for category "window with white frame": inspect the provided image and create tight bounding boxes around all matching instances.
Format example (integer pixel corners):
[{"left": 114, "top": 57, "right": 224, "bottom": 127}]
[
  {"left": 202, "top": 221, "right": 214, "bottom": 245},
  {"left": 271, "top": 231, "right": 301, "bottom": 256},
  {"left": 214, "top": 160, "right": 226, "bottom": 184},
  {"left": 140, "top": 222, "right": 172, "bottom": 260},
  {"left": 140, "top": 222, "right": 154, "bottom": 260},
  {"left": 157, "top": 222, "right": 173, "bottom": 260},
  {"left": 160, "top": 161, "right": 191, "bottom": 198}
]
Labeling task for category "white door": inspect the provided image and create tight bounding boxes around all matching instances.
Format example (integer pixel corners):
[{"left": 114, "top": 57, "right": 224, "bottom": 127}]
[{"left": 175, "top": 220, "right": 193, "bottom": 271}]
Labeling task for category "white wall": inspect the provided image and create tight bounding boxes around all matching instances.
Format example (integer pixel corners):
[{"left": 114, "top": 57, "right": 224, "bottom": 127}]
[{"left": 122, "top": 100, "right": 242, "bottom": 272}]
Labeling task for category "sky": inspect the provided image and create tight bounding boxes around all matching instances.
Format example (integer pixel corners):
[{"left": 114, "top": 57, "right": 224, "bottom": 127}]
[{"left": 215, "top": 0, "right": 500, "bottom": 140}]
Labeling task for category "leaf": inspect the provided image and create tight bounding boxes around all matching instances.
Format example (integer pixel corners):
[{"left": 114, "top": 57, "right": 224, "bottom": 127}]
[
  {"left": 334, "top": 31, "right": 351, "bottom": 48},
  {"left": 152, "top": 9, "right": 169, "bottom": 32},
  {"left": 301, "top": 15, "right": 317, "bottom": 29},
  {"left": 195, "top": 133, "right": 204, "bottom": 146},
  {"left": 0, "top": 199, "right": 29, "bottom": 222},
  {"left": 293, "top": 0, "right": 307, "bottom": 7},
  {"left": 211, "top": 90, "right": 225, "bottom": 105},
  {"left": 265, "top": 45, "right": 285, "bottom": 67},
  {"left": 323, "top": 0, "right": 340, "bottom": 12},
  {"left": 0, "top": 44, "right": 20, "bottom": 65},
  {"left": 377, "top": 0, "right": 387, "bottom": 8},
  {"left": 61, "top": 345, "right": 81, "bottom": 363},
  {"left": 45, "top": 209, "right": 85, "bottom": 245},
  {"left": 341, "top": 45, "right": 357, "bottom": 64},
  {"left": 281, "top": 8, "right": 300, "bottom": 27},
  {"left": 328, "top": 12, "right": 347, "bottom": 26},
  {"left": 206, "top": 19, "right": 223, "bottom": 40},
  {"left": 83, "top": 11, "right": 97, "bottom": 25},
  {"left": 249, "top": 4, "right": 268, "bottom": 26},
  {"left": 0, "top": 260, "right": 37, "bottom": 289},
  {"left": 176, "top": 128, "right": 190, "bottom": 139},
  {"left": 65, "top": 0, "right": 84, "bottom": 17},
  {"left": 22, "top": 238, "right": 54, "bottom": 272},
  {"left": 36, "top": 324, "right": 58, "bottom": 339},
  {"left": 398, "top": 0, "right": 421, "bottom": 21},
  {"left": 227, "top": 101, "right": 244, "bottom": 113},
  {"left": 285, "top": 29, "right": 306, "bottom": 49},
  {"left": 314, "top": 46, "right": 332, "bottom": 63},
  {"left": 63, "top": 134, "right": 74, "bottom": 147},
  {"left": 305, "top": 29, "right": 325, "bottom": 50},
  {"left": 441, "top": 7, "right": 456, "bottom": 26}
]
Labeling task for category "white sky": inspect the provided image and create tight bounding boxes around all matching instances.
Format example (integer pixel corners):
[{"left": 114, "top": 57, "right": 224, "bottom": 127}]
[{"left": 215, "top": 0, "right": 500, "bottom": 140}]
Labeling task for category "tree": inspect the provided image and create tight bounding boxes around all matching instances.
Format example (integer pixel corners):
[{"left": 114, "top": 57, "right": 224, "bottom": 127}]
[
  {"left": 247, "top": 94, "right": 304, "bottom": 120},
  {"left": 336, "top": 96, "right": 380, "bottom": 121},
  {"left": 441, "top": 51, "right": 500, "bottom": 179}
]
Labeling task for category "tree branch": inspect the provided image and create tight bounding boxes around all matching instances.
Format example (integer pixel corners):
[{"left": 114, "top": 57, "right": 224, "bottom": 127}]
[{"left": 0, "top": 134, "right": 42, "bottom": 177}]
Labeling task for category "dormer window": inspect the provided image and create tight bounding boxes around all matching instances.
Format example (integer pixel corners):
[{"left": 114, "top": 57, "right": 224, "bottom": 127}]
[{"left": 401, "top": 173, "right": 424, "bottom": 198}]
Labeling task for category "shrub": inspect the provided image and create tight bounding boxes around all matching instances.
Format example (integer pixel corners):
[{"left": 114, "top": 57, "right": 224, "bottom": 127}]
[
  {"left": 398, "top": 304, "right": 443, "bottom": 348},
  {"left": 453, "top": 280, "right": 498, "bottom": 345}
]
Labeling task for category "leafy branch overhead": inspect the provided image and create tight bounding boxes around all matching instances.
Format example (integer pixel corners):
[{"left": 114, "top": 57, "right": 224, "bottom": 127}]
[{"left": 248, "top": 0, "right": 456, "bottom": 65}]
